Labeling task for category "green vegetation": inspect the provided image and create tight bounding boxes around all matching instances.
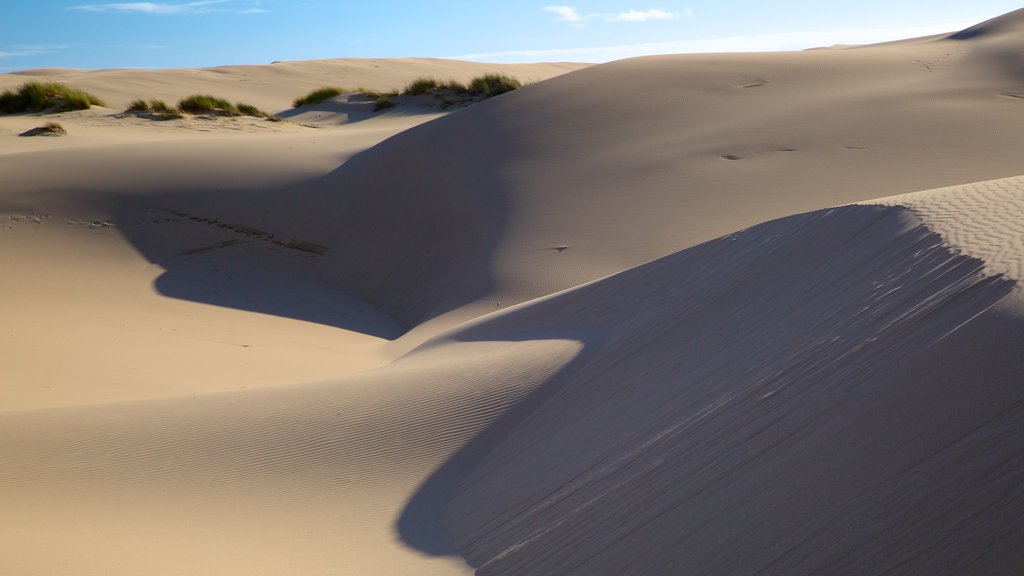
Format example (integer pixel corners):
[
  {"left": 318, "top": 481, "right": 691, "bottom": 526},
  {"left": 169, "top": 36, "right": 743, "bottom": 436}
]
[
  {"left": 149, "top": 99, "right": 182, "bottom": 117},
  {"left": 373, "top": 95, "right": 396, "bottom": 111},
  {"left": 400, "top": 74, "right": 521, "bottom": 100},
  {"left": 0, "top": 81, "right": 105, "bottom": 114},
  {"left": 174, "top": 95, "right": 278, "bottom": 121},
  {"left": 292, "top": 86, "right": 343, "bottom": 107},
  {"left": 178, "top": 94, "right": 239, "bottom": 115},
  {"left": 237, "top": 102, "right": 280, "bottom": 121},
  {"left": 288, "top": 74, "right": 520, "bottom": 114},
  {"left": 402, "top": 77, "right": 443, "bottom": 95},
  {"left": 125, "top": 98, "right": 184, "bottom": 118},
  {"left": 467, "top": 74, "right": 522, "bottom": 98}
]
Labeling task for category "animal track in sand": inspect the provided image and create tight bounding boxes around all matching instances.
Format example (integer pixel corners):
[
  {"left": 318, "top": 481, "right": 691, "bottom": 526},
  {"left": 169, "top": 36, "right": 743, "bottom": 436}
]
[
  {"left": 719, "top": 147, "right": 798, "bottom": 161},
  {"left": 158, "top": 208, "right": 328, "bottom": 256}
]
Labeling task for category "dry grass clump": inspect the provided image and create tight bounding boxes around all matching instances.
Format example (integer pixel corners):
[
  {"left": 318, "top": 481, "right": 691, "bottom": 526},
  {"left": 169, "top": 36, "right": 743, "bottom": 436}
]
[
  {"left": 20, "top": 121, "right": 67, "bottom": 137},
  {"left": 0, "top": 81, "right": 105, "bottom": 113}
]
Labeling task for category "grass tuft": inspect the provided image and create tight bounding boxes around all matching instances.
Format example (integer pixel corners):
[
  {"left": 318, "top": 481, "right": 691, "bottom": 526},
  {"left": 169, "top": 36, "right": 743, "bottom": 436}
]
[
  {"left": 292, "top": 86, "right": 343, "bottom": 107},
  {"left": 403, "top": 77, "right": 441, "bottom": 95},
  {"left": 178, "top": 94, "right": 239, "bottom": 115},
  {"left": 468, "top": 74, "right": 522, "bottom": 98},
  {"left": 237, "top": 102, "right": 280, "bottom": 121},
  {"left": 399, "top": 74, "right": 520, "bottom": 101},
  {"left": 373, "top": 95, "right": 396, "bottom": 111},
  {"left": 40, "top": 121, "right": 67, "bottom": 135},
  {"left": 0, "top": 81, "right": 105, "bottom": 114},
  {"left": 126, "top": 98, "right": 183, "bottom": 119},
  {"left": 149, "top": 99, "right": 183, "bottom": 117}
]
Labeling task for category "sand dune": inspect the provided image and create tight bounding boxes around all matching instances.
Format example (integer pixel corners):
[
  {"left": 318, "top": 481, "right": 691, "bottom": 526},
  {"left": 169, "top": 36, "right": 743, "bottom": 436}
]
[
  {"left": 284, "top": 11, "right": 1024, "bottom": 334},
  {"left": 3, "top": 10, "right": 1024, "bottom": 576}
]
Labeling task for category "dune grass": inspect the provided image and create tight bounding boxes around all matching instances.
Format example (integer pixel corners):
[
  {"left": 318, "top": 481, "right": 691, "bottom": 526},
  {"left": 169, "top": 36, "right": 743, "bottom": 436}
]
[
  {"left": 403, "top": 77, "right": 441, "bottom": 95},
  {"left": 178, "top": 94, "right": 239, "bottom": 115},
  {"left": 149, "top": 99, "right": 183, "bottom": 117},
  {"left": 400, "top": 74, "right": 521, "bottom": 100},
  {"left": 293, "top": 86, "right": 344, "bottom": 108},
  {"left": 40, "top": 121, "right": 67, "bottom": 135},
  {"left": 373, "top": 95, "right": 396, "bottom": 111},
  {"left": 467, "top": 74, "right": 522, "bottom": 98},
  {"left": 126, "top": 98, "right": 184, "bottom": 118},
  {"left": 237, "top": 102, "right": 281, "bottom": 121},
  {"left": 292, "top": 85, "right": 396, "bottom": 108},
  {"left": 0, "top": 81, "right": 106, "bottom": 114},
  {"left": 176, "top": 95, "right": 279, "bottom": 121}
]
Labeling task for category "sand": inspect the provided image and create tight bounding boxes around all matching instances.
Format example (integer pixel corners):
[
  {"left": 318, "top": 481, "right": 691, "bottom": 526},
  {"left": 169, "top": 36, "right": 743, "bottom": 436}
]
[{"left": 2, "top": 9, "right": 1024, "bottom": 576}]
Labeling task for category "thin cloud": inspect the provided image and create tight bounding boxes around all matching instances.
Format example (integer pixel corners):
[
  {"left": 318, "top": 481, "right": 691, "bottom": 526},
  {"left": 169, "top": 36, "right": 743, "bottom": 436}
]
[
  {"left": 609, "top": 9, "right": 683, "bottom": 22},
  {"left": 454, "top": 20, "right": 976, "bottom": 62},
  {"left": 543, "top": 6, "right": 583, "bottom": 23},
  {"left": 0, "top": 45, "right": 65, "bottom": 58},
  {"left": 69, "top": 1, "right": 268, "bottom": 14},
  {"left": 543, "top": 6, "right": 687, "bottom": 26}
]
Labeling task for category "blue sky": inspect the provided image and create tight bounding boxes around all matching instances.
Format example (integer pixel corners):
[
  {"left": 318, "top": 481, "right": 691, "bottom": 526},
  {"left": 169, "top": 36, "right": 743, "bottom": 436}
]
[{"left": 1, "top": 1, "right": 1021, "bottom": 72}]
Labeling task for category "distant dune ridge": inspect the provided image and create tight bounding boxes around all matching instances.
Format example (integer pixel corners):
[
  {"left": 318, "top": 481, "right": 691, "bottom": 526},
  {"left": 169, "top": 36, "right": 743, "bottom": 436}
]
[{"left": 2, "top": 9, "right": 1024, "bottom": 576}]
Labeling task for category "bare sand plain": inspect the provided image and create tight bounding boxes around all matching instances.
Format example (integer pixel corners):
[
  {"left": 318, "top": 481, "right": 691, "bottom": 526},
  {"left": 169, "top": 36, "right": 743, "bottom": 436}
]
[{"left": 2, "top": 10, "right": 1023, "bottom": 576}]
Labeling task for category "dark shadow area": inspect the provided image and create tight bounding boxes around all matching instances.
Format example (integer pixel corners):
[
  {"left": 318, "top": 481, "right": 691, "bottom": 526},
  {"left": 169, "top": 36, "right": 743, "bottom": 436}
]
[
  {"left": 275, "top": 95, "right": 445, "bottom": 126},
  {"left": 101, "top": 98, "right": 518, "bottom": 336},
  {"left": 396, "top": 204, "right": 1019, "bottom": 573}
]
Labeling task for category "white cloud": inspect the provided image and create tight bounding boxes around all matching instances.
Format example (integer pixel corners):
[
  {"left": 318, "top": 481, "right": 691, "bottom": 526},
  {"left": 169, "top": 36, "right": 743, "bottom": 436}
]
[
  {"left": 69, "top": 1, "right": 268, "bottom": 14},
  {"left": 610, "top": 9, "right": 681, "bottom": 22},
  {"left": 453, "top": 20, "right": 977, "bottom": 63},
  {"left": 543, "top": 6, "right": 583, "bottom": 23}
]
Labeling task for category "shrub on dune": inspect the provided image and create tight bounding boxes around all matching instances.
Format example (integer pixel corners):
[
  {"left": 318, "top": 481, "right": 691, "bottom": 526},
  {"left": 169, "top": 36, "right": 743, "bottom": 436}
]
[{"left": 0, "top": 81, "right": 106, "bottom": 113}]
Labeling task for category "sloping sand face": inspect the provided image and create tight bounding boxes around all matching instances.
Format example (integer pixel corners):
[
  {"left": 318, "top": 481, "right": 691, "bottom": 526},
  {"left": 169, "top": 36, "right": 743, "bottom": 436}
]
[
  {"left": 434, "top": 191, "right": 1023, "bottom": 575},
  {"left": 3, "top": 11, "right": 1024, "bottom": 576},
  {"left": 0, "top": 339, "right": 581, "bottom": 575},
  {"left": 294, "top": 15, "right": 1024, "bottom": 337}
]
